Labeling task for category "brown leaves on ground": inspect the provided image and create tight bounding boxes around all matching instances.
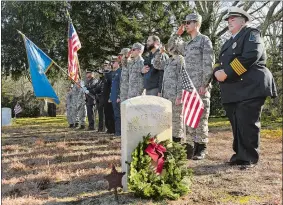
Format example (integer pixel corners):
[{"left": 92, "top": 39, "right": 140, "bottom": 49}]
[{"left": 1, "top": 117, "right": 282, "bottom": 205}]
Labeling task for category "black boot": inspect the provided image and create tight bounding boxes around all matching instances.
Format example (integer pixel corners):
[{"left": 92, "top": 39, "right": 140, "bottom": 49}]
[
  {"left": 193, "top": 143, "right": 207, "bottom": 160},
  {"left": 88, "top": 126, "right": 95, "bottom": 130},
  {"left": 172, "top": 137, "right": 181, "bottom": 143},
  {"left": 185, "top": 143, "right": 194, "bottom": 159},
  {"left": 69, "top": 124, "right": 74, "bottom": 128},
  {"left": 79, "top": 125, "right": 85, "bottom": 130},
  {"left": 74, "top": 122, "right": 79, "bottom": 128},
  {"left": 193, "top": 142, "right": 199, "bottom": 156}
]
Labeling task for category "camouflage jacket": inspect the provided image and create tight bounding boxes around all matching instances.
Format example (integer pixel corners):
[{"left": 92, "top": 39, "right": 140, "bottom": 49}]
[
  {"left": 120, "top": 57, "right": 132, "bottom": 102},
  {"left": 128, "top": 56, "right": 144, "bottom": 98},
  {"left": 160, "top": 54, "right": 184, "bottom": 101},
  {"left": 168, "top": 33, "right": 214, "bottom": 89}
]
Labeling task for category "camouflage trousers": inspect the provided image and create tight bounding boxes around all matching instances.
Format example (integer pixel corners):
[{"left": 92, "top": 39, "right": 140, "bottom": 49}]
[
  {"left": 185, "top": 94, "right": 210, "bottom": 144},
  {"left": 70, "top": 104, "right": 79, "bottom": 125},
  {"left": 172, "top": 103, "right": 185, "bottom": 139},
  {"left": 77, "top": 103, "right": 87, "bottom": 125},
  {"left": 66, "top": 106, "right": 73, "bottom": 124}
]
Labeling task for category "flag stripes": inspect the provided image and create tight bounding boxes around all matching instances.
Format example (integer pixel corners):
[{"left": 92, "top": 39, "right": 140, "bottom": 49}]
[
  {"left": 181, "top": 66, "right": 204, "bottom": 129},
  {"left": 68, "top": 23, "right": 81, "bottom": 82}
]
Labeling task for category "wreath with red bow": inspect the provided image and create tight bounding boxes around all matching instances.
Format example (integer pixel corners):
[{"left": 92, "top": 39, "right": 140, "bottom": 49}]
[{"left": 128, "top": 133, "right": 192, "bottom": 200}]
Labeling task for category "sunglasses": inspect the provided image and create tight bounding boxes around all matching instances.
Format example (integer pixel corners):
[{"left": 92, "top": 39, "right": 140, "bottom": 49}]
[{"left": 184, "top": 20, "right": 196, "bottom": 25}]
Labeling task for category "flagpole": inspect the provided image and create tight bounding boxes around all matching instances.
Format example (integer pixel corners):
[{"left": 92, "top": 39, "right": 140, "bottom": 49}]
[
  {"left": 65, "top": 4, "right": 82, "bottom": 83},
  {"left": 77, "top": 56, "right": 82, "bottom": 80},
  {"left": 52, "top": 62, "right": 96, "bottom": 100}
]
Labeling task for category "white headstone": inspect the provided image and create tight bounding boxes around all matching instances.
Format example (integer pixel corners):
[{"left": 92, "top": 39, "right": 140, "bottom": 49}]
[
  {"left": 121, "top": 96, "right": 172, "bottom": 191},
  {"left": 2, "top": 107, "right": 12, "bottom": 126}
]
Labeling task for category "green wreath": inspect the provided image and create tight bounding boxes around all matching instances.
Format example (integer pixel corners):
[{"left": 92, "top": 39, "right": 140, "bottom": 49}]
[{"left": 128, "top": 133, "right": 193, "bottom": 200}]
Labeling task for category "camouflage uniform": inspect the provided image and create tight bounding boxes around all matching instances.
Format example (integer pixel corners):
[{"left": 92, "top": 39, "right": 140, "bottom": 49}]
[
  {"left": 76, "top": 87, "right": 87, "bottom": 126},
  {"left": 120, "top": 57, "right": 132, "bottom": 102},
  {"left": 70, "top": 84, "right": 80, "bottom": 125},
  {"left": 128, "top": 56, "right": 144, "bottom": 98},
  {"left": 155, "top": 52, "right": 185, "bottom": 139},
  {"left": 66, "top": 89, "right": 73, "bottom": 125},
  {"left": 169, "top": 30, "right": 214, "bottom": 144}
]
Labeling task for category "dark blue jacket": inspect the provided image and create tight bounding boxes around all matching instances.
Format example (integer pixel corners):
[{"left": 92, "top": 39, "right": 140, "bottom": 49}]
[
  {"left": 110, "top": 68, "right": 121, "bottom": 102},
  {"left": 143, "top": 49, "right": 168, "bottom": 92}
]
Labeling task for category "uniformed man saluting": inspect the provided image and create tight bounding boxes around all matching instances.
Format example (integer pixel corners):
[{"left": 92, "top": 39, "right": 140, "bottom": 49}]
[
  {"left": 169, "top": 13, "right": 214, "bottom": 160},
  {"left": 213, "top": 7, "right": 277, "bottom": 169}
]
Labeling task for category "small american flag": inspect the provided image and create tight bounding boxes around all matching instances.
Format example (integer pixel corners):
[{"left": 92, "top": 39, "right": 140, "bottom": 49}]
[
  {"left": 68, "top": 22, "right": 81, "bottom": 82},
  {"left": 14, "top": 102, "right": 22, "bottom": 115},
  {"left": 181, "top": 66, "right": 204, "bottom": 128}
]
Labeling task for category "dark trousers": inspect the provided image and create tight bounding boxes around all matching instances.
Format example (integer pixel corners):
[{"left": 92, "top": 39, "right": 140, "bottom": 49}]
[
  {"left": 86, "top": 104, "right": 95, "bottom": 129},
  {"left": 104, "top": 102, "right": 115, "bottom": 133},
  {"left": 223, "top": 97, "right": 266, "bottom": 164},
  {"left": 97, "top": 101, "right": 104, "bottom": 131},
  {"left": 112, "top": 101, "right": 121, "bottom": 136}
]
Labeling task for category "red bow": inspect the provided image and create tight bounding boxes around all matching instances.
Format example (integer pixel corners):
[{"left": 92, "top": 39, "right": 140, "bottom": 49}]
[{"left": 145, "top": 138, "right": 167, "bottom": 174}]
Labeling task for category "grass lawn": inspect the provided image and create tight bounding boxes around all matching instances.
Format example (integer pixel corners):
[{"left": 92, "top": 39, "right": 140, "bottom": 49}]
[{"left": 1, "top": 116, "right": 282, "bottom": 205}]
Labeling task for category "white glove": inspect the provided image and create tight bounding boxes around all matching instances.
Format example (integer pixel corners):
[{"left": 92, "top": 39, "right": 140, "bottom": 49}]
[
  {"left": 80, "top": 81, "right": 85, "bottom": 87},
  {"left": 84, "top": 90, "right": 89, "bottom": 94},
  {"left": 82, "top": 86, "right": 87, "bottom": 91}
]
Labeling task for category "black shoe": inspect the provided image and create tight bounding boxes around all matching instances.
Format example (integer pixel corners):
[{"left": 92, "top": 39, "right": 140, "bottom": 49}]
[
  {"left": 88, "top": 127, "right": 95, "bottom": 130},
  {"left": 69, "top": 124, "right": 74, "bottom": 128},
  {"left": 74, "top": 122, "right": 79, "bottom": 128},
  {"left": 106, "top": 130, "right": 115, "bottom": 134},
  {"left": 192, "top": 143, "right": 207, "bottom": 160},
  {"left": 193, "top": 142, "right": 198, "bottom": 156},
  {"left": 226, "top": 160, "right": 241, "bottom": 166},
  {"left": 79, "top": 125, "right": 85, "bottom": 130},
  {"left": 172, "top": 137, "right": 181, "bottom": 143},
  {"left": 185, "top": 143, "right": 194, "bottom": 159}
]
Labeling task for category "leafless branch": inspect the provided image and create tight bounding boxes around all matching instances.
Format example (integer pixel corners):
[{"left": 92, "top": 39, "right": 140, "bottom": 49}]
[
  {"left": 271, "top": 8, "right": 283, "bottom": 22},
  {"left": 249, "top": 2, "right": 269, "bottom": 15},
  {"left": 216, "top": 26, "right": 229, "bottom": 37},
  {"left": 232, "top": 1, "right": 240, "bottom": 7},
  {"left": 261, "top": 1, "right": 281, "bottom": 36},
  {"left": 195, "top": 1, "right": 204, "bottom": 16},
  {"left": 243, "top": 1, "right": 255, "bottom": 11}
]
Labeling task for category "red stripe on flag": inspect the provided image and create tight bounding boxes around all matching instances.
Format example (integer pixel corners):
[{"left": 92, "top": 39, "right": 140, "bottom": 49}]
[{"left": 182, "top": 89, "right": 204, "bottom": 129}]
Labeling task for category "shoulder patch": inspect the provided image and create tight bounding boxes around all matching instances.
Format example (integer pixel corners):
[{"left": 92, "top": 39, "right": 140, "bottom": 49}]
[{"left": 249, "top": 30, "right": 261, "bottom": 43}]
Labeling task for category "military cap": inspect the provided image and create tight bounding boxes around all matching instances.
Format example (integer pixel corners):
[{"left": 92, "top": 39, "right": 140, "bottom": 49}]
[
  {"left": 183, "top": 13, "right": 202, "bottom": 22},
  {"left": 95, "top": 69, "right": 104, "bottom": 74},
  {"left": 103, "top": 60, "right": 110, "bottom": 65},
  {"left": 132, "top": 42, "right": 144, "bottom": 51},
  {"left": 118, "top": 48, "right": 131, "bottom": 55},
  {"left": 111, "top": 55, "right": 118, "bottom": 62},
  {"left": 224, "top": 7, "right": 251, "bottom": 22}
]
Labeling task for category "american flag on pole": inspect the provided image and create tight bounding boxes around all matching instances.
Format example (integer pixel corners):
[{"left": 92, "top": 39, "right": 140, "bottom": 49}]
[
  {"left": 14, "top": 102, "right": 23, "bottom": 115},
  {"left": 68, "top": 22, "right": 81, "bottom": 82},
  {"left": 181, "top": 66, "right": 204, "bottom": 128}
]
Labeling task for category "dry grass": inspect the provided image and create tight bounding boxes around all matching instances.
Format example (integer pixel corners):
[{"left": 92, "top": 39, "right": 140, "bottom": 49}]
[{"left": 1, "top": 116, "right": 282, "bottom": 205}]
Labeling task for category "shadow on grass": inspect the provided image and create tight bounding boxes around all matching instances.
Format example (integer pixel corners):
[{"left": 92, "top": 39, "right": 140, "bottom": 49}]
[
  {"left": 43, "top": 191, "right": 142, "bottom": 205},
  {"left": 192, "top": 163, "right": 232, "bottom": 176}
]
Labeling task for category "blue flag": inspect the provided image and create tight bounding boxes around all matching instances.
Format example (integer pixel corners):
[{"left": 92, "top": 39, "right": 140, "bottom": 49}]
[{"left": 20, "top": 32, "right": 60, "bottom": 104}]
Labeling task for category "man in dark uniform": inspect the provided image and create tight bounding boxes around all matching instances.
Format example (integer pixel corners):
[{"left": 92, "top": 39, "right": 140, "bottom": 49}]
[
  {"left": 213, "top": 7, "right": 277, "bottom": 169},
  {"left": 109, "top": 56, "right": 122, "bottom": 136},
  {"left": 84, "top": 70, "right": 98, "bottom": 130},
  {"left": 94, "top": 69, "right": 106, "bottom": 132},
  {"left": 103, "top": 60, "right": 115, "bottom": 134}
]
